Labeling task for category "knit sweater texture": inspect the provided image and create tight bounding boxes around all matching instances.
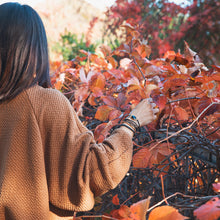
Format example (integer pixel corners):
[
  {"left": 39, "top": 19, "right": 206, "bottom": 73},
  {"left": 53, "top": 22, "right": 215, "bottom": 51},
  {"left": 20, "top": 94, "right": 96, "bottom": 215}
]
[{"left": 0, "top": 85, "right": 133, "bottom": 220}]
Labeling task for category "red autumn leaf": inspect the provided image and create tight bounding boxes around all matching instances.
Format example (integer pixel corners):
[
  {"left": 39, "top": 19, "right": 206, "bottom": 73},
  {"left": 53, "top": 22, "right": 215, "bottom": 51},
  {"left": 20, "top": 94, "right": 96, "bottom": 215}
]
[
  {"left": 74, "top": 86, "right": 89, "bottom": 102},
  {"left": 149, "top": 205, "right": 187, "bottom": 220},
  {"left": 151, "top": 142, "right": 175, "bottom": 157},
  {"left": 130, "top": 197, "right": 151, "bottom": 220},
  {"left": 194, "top": 97, "right": 220, "bottom": 118},
  {"left": 194, "top": 197, "right": 220, "bottom": 220},
  {"left": 117, "top": 93, "right": 128, "bottom": 108},
  {"left": 90, "top": 54, "right": 108, "bottom": 67},
  {"left": 135, "top": 44, "right": 151, "bottom": 58},
  {"left": 164, "top": 50, "right": 176, "bottom": 62},
  {"left": 107, "top": 57, "right": 118, "bottom": 69},
  {"left": 212, "top": 65, "right": 220, "bottom": 72},
  {"left": 94, "top": 123, "right": 108, "bottom": 142},
  {"left": 163, "top": 77, "right": 187, "bottom": 94},
  {"left": 110, "top": 205, "right": 131, "bottom": 219},
  {"left": 95, "top": 105, "right": 114, "bottom": 121},
  {"left": 184, "top": 41, "right": 197, "bottom": 62},
  {"left": 94, "top": 121, "right": 115, "bottom": 143},
  {"left": 112, "top": 194, "right": 120, "bottom": 205},
  {"left": 213, "top": 182, "right": 220, "bottom": 193},
  {"left": 132, "top": 148, "right": 153, "bottom": 168},
  {"left": 174, "top": 106, "right": 189, "bottom": 121},
  {"left": 133, "top": 142, "right": 175, "bottom": 169},
  {"left": 151, "top": 89, "right": 167, "bottom": 112},
  {"left": 109, "top": 109, "right": 122, "bottom": 122},
  {"left": 121, "top": 22, "right": 135, "bottom": 31},
  {"left": 90, "top": 73, "right": 106, "bottom": 90},
  {"left": 88, "top": 94, "right": 97, "bottom": 106},
  {"left": 102, "top": 96, "right": 117, "bottom": 107},
  {"left": 54, "top": 80, "right": 63, "bottom": 90}
]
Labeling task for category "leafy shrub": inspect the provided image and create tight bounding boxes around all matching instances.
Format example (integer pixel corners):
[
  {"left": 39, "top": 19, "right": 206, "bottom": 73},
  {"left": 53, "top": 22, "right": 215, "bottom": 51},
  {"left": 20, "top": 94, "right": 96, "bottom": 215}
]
[
  {"left": 51, "top": 24, "right": 220, "bottom": 219},
  {"left": 102, "top": 0, "right": 220, "bottom": 66},
  {"left": 53, "top": 30, "right": 97, "bottom": 61}
]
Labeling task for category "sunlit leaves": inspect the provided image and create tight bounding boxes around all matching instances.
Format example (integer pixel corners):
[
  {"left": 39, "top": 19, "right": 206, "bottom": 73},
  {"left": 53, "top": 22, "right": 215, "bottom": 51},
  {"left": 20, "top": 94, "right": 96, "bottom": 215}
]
[
  {"left": 50, "top": 22, "right": 220, "bottom": 220},
  {"left": 95, "top": 105, "right": 114, "bottom": 121},
  {"left": 129, "top": 197, "right": 151, "bottom": 220},
  {"left": 133, "top": 142, "right": 175, "bottom": 169},
  {"left": 110, "top": 197, "right": 151, "bottom": 220},
  {"left": 174, "top": 106, "right": 189, "bottom": 121},
  {"left": 149, "top": 205, "right": 187, "bottom": 220}
]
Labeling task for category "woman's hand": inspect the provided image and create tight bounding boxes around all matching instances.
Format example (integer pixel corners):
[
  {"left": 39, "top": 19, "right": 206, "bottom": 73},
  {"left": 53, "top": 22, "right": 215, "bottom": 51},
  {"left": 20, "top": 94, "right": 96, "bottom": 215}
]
[{"left": 129, "top": 98, "right": 159, "bottom": 127}]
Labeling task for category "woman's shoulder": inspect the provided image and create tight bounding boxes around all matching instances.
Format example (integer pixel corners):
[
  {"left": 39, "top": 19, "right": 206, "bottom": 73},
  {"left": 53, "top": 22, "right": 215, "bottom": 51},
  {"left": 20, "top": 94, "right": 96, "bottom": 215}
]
[
  {"left": 27, "top": 85, "right": 68, "bottom": 103},
  {"left": 26, "top": 85, "right": 72, "bottom": 114}
]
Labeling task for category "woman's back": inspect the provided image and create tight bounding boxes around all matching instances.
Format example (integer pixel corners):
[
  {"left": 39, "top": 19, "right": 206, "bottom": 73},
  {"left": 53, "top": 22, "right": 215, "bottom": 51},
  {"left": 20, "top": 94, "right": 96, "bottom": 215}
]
[
  {"left": 0, "top": 85, "right": 134, "bottom": 219},
  {"left": 0, "top": 86, "right": 50, "bottom": 219}
]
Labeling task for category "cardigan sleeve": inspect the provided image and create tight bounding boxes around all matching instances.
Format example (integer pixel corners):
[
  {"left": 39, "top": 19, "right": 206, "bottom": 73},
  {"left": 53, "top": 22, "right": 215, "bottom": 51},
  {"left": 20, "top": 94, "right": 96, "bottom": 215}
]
[{"left": 28, "top": 86, "right": 133, "bottom": 212}]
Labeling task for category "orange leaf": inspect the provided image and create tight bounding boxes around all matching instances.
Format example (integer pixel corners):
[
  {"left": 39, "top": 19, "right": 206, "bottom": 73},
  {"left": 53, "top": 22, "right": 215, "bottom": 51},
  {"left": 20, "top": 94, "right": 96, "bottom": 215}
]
[
  {"left": 155, "top": 142, "right": 175, "bottom": 156},
  {"left": 135, "top": 44, "right": 151, "bottom": 58},
  {"left": 94, "top": 123, "right": 108, "bottom": 142},
  {"left": 194, "top": 197, "right": 220, "bottom": 220},
  {"left": 164, "top": 50, "right": 176, "bottom": 62},
  {"left": 109, "top": 109, "right": 122, "bottom": 121},
  {"left": 103, "top": 96, "right": 117, "bottom": 107},
  {"left": 88, "top": 94, "right": 97, "bottom": 106},
  {"left": 151, "top": 89, "right": 167, "bottom": 112},
  {"left": 107, "top": 57, "right": 118, "bottom": 69},
  {"left": 174, "top": 106, "right": 189, "bottom": 121},
  {"left": 112, "top": 194, "right": 120, "bottom": 205},
  {"left": 110, "top": 205, "right": 131, "bottom": 219},
  {"left": 133, "top": 142, "right": 175, "bottom": 171},
  {"left": 130, "top": 197, "right": 151, "bottom": 220},
  {"left": 149, "top": 205, "right": 187, "bottom": 220},
  {"left": 194, "top": 97, "right": 220, "bottom": 118},
  {"left": 54, "top": 80, "right": 63, "bottom": 90},
  {"left": 90, "top": 73, "right": 106, "bottom": 90},
  {"left": 95, "top": 105, "right": 114, "bottom": 121},
  {"left": 132, "top": 148, "right": 155, "bottom": 168}
]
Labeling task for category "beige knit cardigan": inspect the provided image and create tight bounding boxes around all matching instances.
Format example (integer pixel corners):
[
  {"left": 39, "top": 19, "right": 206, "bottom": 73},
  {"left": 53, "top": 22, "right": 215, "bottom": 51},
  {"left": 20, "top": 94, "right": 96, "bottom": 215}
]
[{"left": 0, "top": 85, "right": 133, "bottom": 220}]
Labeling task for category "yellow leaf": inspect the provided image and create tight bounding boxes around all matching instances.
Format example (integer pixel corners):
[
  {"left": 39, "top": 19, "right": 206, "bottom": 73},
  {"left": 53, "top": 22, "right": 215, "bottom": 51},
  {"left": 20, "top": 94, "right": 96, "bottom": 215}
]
[
  {"left": 149, "top": 205, "right": 188, "bottom": 220},
  {"left": 130, "top": 197, "right": 151, "bottom": 220}
]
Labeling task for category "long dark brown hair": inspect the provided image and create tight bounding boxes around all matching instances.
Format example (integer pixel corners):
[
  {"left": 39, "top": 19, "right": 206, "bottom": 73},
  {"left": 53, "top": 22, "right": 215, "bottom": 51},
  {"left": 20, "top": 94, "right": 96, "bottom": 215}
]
[{"left": 0, "top": 2, "right": 51, "bottom": 103}]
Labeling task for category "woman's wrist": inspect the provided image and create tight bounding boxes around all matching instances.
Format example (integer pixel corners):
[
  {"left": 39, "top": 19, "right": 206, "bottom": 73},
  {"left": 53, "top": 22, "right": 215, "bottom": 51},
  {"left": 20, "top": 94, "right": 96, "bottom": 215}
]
[{"left": 117, "top": 125, "right": 134, "bottom": 138}]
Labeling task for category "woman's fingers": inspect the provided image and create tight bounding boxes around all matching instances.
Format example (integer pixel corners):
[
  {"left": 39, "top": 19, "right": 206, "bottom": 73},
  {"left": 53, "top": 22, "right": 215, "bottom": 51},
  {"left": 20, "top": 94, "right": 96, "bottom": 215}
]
[
  {"left": 153, "top": 108, "right": 159, "bottom": 114},
  {"left": 151, "top": 102, "right": 157, "bottom": 108},
  {"left": 147, "top": 97, "right": 153, "bottom": 103}
]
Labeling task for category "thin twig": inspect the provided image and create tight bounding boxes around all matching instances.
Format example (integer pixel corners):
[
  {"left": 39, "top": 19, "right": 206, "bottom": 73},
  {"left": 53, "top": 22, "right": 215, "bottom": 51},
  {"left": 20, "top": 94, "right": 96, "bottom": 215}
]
[
  {"left": 168, "top": 97, "right": 200, "bottom": 103},
  {"left": 150, "top": 102, "right": 219, "bottom": 151},
  {"left": 132, "top": 57, "right": 146, "bottom": 86},
  {"left": 147, "top": 192, "right": 217, "bottom": 213},
  {"left": 160, "top": 175, "right": 169, "bottom": 205}
]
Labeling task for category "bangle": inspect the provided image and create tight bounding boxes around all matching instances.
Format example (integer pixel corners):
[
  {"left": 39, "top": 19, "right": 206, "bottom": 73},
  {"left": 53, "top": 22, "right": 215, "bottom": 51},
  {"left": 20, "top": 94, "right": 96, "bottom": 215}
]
[
  {"left": 119, "top": 123, "right": 135, "bottom": 133},
  {"left": 122, "top": 121, "right": 136, "bottom": 132},
  {"left": 124, "top": 115, "right": 140, "bottom": 130}
]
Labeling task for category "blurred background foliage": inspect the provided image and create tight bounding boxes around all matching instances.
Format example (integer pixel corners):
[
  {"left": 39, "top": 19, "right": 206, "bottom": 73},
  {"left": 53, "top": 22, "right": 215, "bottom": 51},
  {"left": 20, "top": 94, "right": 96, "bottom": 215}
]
[
  {"left": 52, "top": 31, "right": 97, "bottom": 61},
  {"left": 103, "top": 0, "right": 219, "bottom": 66},
  {"left": 35, "top": 0, "right": 219, "bottom": 66}
]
